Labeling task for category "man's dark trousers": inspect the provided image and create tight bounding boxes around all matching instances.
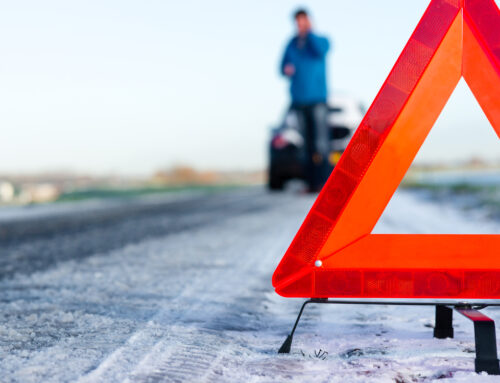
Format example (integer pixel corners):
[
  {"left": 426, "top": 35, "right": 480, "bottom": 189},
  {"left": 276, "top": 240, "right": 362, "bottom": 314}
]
[{"left": 292, "top": 103, "right": 332, "bottom": 192}]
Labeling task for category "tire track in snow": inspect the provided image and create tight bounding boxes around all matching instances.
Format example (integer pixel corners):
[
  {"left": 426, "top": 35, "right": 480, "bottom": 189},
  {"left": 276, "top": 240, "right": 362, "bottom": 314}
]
[
  {"left": 75, "top": 191, "right": 313, "bottom": 383},
  {"left": 0, "top": 188, "right": 269, "bottom": 280}
]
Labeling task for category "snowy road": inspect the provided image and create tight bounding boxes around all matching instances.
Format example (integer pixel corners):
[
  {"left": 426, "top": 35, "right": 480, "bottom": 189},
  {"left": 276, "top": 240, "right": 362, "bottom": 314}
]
[{"left": 1, "top": 188, "right": 500, "bottom": 382}]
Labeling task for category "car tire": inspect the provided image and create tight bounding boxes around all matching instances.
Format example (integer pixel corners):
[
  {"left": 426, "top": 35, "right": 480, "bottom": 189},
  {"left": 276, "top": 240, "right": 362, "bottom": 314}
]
[{"left": 268, "top": 171, "right": 285, "bottom": 191}]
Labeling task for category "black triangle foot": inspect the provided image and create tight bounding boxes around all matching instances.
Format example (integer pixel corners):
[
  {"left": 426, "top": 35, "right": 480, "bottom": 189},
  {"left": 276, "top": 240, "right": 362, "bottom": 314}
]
[
  {"left": 278, "top": 335, "right": 293, "bottom": 354},
  {"left": 433, "top": 327, "right": 454, "bottom": 339},
  {"left": 475, "top": 358, "right": 500, "bottom": 375}
]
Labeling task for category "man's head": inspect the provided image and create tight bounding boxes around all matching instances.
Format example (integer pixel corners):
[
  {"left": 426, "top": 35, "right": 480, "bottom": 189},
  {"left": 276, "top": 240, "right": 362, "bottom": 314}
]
[{"left": 294, "top": 8, "right": 311, "bottom": 36}]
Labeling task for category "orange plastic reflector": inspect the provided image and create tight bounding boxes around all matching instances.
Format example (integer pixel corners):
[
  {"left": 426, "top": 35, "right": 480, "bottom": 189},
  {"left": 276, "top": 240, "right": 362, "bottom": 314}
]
[{"left": 272, "top": 0, "right": 500, "bottom": 299}]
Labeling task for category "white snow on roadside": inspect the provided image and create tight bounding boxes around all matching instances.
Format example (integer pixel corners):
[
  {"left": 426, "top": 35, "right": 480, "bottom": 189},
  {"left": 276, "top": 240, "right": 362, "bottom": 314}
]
[
  {"left": 0, "top": 189, "right": 499, "bottom": 382},
  {"left": 376, "top": 189, "right": 500, "bottom": 234}
]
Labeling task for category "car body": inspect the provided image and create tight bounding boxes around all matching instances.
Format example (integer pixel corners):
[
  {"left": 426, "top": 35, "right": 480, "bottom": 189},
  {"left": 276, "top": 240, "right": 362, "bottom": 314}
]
[{"left": 268, "top": 95, "right": 365, "bottom": 190}]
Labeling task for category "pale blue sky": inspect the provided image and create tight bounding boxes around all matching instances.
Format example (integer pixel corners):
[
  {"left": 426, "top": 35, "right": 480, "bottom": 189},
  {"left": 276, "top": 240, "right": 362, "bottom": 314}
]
[{"left": 0, "top": 0, "right": 499, "bottom": 175}]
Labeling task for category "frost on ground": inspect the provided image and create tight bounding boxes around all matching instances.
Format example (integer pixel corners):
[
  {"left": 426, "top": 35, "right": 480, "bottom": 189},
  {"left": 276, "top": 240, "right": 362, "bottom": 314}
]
[{"left": 0, "top": 189, "right": 499, "bottom": 383}]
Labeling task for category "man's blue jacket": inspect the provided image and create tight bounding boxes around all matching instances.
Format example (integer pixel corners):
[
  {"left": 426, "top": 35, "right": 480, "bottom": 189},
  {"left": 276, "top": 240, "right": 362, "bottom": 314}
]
[{"left": 280, "top": 32, "right": 330, "bottom": 105}]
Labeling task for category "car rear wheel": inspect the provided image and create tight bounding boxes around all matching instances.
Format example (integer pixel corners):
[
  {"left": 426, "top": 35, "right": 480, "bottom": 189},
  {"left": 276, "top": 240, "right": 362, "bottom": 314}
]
[{"left": 268, "top": 171, "right": 285, "bottom": 191}]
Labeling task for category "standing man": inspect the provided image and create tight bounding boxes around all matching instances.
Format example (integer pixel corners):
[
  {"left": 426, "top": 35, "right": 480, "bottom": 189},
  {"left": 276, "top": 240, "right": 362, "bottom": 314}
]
[{"left": 281, "top": 8, "right": 331, "bottom": 192}]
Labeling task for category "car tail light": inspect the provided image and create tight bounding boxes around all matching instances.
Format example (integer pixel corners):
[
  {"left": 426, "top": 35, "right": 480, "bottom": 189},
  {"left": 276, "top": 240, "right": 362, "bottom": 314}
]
[{"left": 271, "top": 135, "right": 288, "bottom": 149}]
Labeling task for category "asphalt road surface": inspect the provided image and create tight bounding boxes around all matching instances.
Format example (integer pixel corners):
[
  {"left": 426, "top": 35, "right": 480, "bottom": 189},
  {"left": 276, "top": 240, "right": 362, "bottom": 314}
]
[{"left": 1, "top": 187, "right": 499, "bottom": 383}]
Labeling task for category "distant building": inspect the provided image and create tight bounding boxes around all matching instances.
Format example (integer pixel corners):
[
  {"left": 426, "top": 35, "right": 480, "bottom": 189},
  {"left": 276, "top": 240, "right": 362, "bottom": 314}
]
[
  {"left": 465, "top": 157, "right": 488, "bottom": 168},
  {"left": 18, "top": 183, "right": 60, "bottom": 204},
  {"left": 0, "top": 181, "right": 15, "bottom": 203}
]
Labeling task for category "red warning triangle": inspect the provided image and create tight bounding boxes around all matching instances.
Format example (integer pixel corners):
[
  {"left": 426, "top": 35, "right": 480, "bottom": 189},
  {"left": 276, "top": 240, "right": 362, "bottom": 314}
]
[{"left": 273, "top": 0, "right": 500, "bottom": 299}]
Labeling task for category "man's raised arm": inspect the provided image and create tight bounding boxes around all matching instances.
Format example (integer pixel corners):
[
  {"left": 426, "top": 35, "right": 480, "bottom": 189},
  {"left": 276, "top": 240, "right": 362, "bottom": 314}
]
[{"left": 307, "top": 33, "right": 330, "bottom": 57}]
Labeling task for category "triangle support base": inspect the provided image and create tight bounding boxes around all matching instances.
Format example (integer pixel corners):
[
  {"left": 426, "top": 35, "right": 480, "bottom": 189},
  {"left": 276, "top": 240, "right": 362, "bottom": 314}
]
[{"left": 278, "top": 300, "right": 500, "bottom": 375}]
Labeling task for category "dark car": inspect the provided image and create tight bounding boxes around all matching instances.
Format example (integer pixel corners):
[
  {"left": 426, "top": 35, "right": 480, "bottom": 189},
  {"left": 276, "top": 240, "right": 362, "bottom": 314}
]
[{"left": 268, "top": 96, "right": 365, "bottom": 190}]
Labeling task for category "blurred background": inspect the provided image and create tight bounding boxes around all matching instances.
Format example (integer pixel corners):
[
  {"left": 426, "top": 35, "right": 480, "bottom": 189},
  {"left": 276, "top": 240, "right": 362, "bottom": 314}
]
[{"left": 0, "top": 0, "right": 499, "bottom": 205}]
